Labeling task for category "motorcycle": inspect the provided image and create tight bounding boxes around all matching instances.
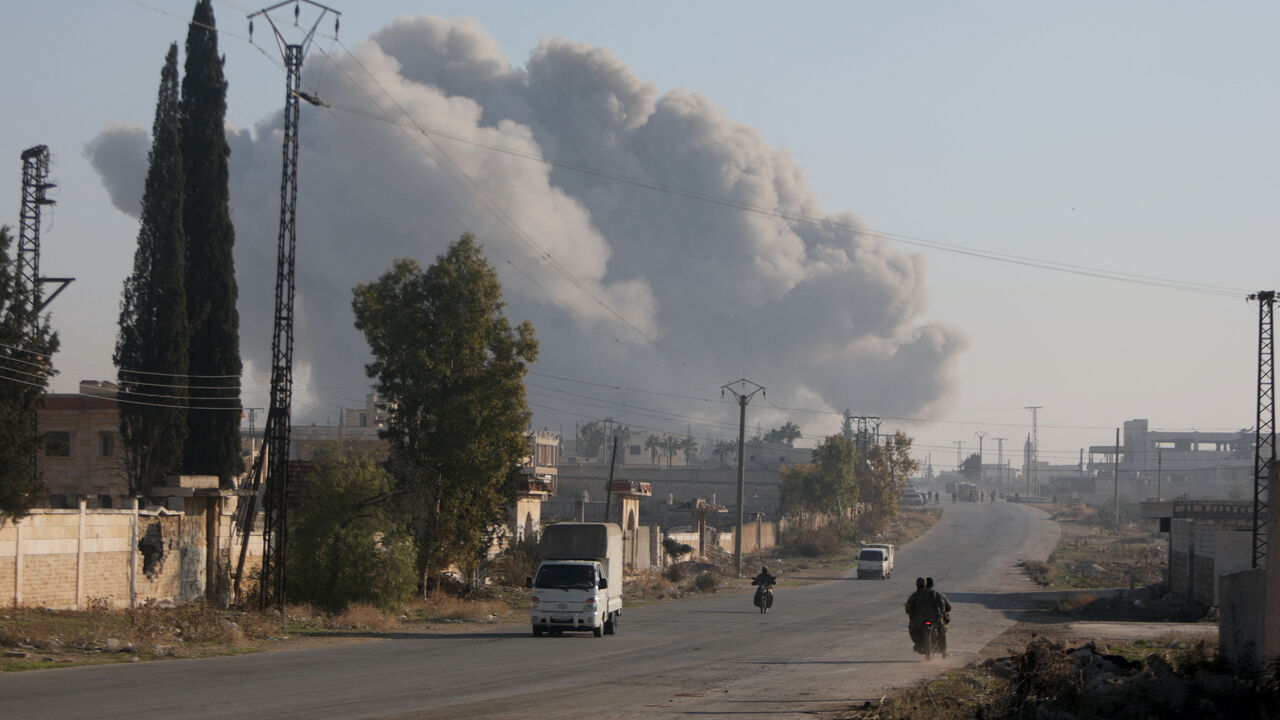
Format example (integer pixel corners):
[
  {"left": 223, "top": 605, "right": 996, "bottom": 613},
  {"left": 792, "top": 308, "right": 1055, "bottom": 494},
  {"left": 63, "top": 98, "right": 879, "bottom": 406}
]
[
  {"left": 921, "top": 618, "right": 948, "bottom": 660},
  {"left": 752, "top": 581, "right": 775, "bottom": 613}
]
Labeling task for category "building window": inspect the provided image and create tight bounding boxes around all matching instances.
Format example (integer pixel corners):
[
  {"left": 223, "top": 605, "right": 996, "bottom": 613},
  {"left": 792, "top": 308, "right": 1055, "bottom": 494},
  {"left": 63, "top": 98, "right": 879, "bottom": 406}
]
[
  {"left": 99, "top": 431, "right": 115, "bottom": 457},
  {"left": 629, "top": 444, "right": 641, "bottom": 456},
  {"left": 359, "top": 412, "right": 368, "bottom": 427},
  {"left": 99, "top": 494, "right": 113, "bottom": 509},
  {"left": 44, "top": 431, "right": 71, "bottom": 457}
]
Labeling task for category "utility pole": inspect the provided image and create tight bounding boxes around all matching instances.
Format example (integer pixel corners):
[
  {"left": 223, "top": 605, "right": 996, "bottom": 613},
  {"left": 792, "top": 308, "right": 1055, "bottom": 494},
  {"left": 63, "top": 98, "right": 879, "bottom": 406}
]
[
  {"left": 974, "top": 431, "right": 987, "bottom": 483},
  {"left": 241, "top": 0, "right": 341, "bottom": 610},
  {"left": 722, "top": 378, "right": 765, "bottom": 577},
  {"left": 1025, "top": 406, "right": 1041, "bottom": 496},
  {"left": 1157, "top": 449, "right": 1162, "bottom": 502},
  {"left": 1113, "top": 427, "right": 1121, "bottom": 527},
  {"left": 994, "top": 437, "right": 1007, "bottom": 492},
  {"left": 1249, "top": 291, "right": 1275, "bottom": 568},
  {"left": 954, "top": 441, "right": 963, "bottom": 471}
]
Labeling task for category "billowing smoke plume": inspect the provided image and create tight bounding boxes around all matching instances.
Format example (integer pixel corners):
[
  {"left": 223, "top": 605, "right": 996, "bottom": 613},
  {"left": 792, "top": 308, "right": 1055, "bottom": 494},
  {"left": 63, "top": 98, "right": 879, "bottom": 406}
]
[{"left": 88, "top": 14, "right": 965, "bottom": 438}]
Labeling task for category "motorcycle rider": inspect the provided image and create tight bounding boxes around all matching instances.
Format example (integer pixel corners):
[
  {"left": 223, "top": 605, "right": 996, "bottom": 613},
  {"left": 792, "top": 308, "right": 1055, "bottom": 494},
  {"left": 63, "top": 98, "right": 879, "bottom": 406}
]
[
  {"left": 751, "top": 566, "right": 777, "bottom": 609},
  {"left": 926, "top": 576, "right": 952, "bottom": 654},
  {"left": 904, "top": 577, "right": 931, "bottom": 652}
]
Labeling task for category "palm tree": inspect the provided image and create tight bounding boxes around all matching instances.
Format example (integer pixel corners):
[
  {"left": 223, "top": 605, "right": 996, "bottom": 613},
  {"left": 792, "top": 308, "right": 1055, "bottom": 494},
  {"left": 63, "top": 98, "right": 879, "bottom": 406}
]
[
  {"left": 644, "top": 434, "right": 661, "bottom": 464},
  {"left": 777, "top": 422, "right": 802, "bottom": 447},
  {"left": 712, "top": 439, "right": 736, "bottom": 467},
  {"left": 681, "top": 437, "right": 700, "bottom": 465},
  {"left": 661, "top": 436, "right": 679, "bottom": 468}
]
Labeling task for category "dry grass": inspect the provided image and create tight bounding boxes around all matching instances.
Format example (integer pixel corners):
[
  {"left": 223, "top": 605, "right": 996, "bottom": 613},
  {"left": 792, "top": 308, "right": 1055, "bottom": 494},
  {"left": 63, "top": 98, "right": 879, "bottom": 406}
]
[
  {"left": 1049, "top": 591, "right": 1099, "bottom": 612},
  {"left": 411, "top": 594, "right": 508, "bottom": 622},
  {"left": 0, "top": 601, "right": 291, "bottom": 671}
]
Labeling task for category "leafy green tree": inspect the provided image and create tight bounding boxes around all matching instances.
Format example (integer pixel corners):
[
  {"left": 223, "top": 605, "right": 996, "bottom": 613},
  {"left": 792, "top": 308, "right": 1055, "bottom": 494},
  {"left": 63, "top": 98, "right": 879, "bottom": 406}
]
[
  {"left": 0, "top": 227, "right": 59, "bottom": 519},
  {"left": 780, "top": 434, "right": 858, "bottom": 524},
  {"left": 115, "top": 44, "right": 190, "bottom": 498},
  {"left": 352, "top": 233, "right": 538, "bottom": 590},
  {"left": 860, "top": 432, "right": 920, "bottom": 531},
  {"left": 181, "top": 0, "right": 242, "bottom": 484},
  {"left": 286, "top": 445, "right": 416, "bottom": 612}
]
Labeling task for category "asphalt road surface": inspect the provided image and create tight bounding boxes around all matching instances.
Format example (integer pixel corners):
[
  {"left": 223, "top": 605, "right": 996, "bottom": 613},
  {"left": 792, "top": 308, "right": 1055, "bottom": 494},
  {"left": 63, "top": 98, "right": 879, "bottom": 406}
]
[{"left": 0, "top": 500, "right": 1059, "bottom": 719}]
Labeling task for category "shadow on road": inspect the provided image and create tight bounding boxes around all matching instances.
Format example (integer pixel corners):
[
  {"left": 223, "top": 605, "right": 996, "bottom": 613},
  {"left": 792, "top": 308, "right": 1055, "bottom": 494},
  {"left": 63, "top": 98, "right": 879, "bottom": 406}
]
[
  {"left": 732, "top": 659, "right": 921, "bottom": 666},
  {"left": 945, "top": 587, "right": 1127, "bottom": 621}
]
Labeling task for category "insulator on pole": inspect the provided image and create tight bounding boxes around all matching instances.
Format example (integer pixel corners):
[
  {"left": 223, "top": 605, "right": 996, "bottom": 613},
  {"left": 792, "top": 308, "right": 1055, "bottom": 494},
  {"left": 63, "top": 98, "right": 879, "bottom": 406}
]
[
  {"left": 248, "top": 18, "right": 253, "bottom": 40},
  {"left": 334, "top": 16, "right": 339, "bottom": 36}
]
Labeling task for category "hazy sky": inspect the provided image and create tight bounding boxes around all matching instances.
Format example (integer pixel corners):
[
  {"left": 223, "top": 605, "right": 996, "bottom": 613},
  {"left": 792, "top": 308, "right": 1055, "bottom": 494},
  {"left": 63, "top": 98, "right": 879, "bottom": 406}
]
[{"left": 2, "top": 1, "right": 1277, "bottom": 474}]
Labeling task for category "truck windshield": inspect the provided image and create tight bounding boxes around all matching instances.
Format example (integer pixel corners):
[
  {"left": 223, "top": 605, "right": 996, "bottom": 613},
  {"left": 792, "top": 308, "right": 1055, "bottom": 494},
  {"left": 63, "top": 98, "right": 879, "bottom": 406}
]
[
  {"left": 534, "top": 564, "right": 596, "bottom": 589},
  {"left": 858, "top": 550, "right": 885, "bottom": 562}
]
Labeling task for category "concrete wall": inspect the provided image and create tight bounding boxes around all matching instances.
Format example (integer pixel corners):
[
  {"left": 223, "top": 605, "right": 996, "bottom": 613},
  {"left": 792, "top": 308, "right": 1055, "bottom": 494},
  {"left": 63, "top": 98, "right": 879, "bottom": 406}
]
[
  {"left": 1168, "top": 518, "right": 1253, "bottom": 607},
  {"left": 1219, "top": 568, "right": 1266, "bottom": 673},
  {"left": 1, "top": 497, "right": 262, "bottom": 610}
]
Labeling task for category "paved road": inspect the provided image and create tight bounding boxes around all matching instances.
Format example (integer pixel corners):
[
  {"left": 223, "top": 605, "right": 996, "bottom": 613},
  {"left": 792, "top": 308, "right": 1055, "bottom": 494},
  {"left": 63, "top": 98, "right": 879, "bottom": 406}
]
[{"left": 0, "top": 500, "right": 1058, "bottom": 719}]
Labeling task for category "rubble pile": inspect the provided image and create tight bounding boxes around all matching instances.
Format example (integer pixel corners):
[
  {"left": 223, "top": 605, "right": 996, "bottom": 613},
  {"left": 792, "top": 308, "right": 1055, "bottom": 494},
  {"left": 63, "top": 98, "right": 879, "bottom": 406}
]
[{"left": 980, "top": 636, "right": 1278, "bottom": 719}]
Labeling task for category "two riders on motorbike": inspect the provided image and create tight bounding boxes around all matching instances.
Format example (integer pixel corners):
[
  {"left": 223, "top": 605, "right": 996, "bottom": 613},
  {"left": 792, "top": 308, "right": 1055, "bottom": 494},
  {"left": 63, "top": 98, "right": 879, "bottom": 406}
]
[{"left": 904, "top": 576, "right": 951, "bottom": 658}]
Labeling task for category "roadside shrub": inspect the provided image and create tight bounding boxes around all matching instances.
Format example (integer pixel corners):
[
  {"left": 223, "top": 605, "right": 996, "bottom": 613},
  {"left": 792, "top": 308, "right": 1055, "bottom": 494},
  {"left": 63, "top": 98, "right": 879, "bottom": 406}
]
[
  {"left": 782, "top": 525, "right": 842, "bottom": 557},
  {"left": 486, "top": 536, "right": 541, "bottom": 587},
  {"left": 693, "top": 571, "right": 718, "bottom": 593},
  {"left": 664, "top": 564, "right": 685, "bottom": 582},
  {"left": 286, "top": 446, "right": 418, "bottom": 613},
  {"left": 1023, "top": 560, "right": 1054, "bottom": 586},
  {"left": 662, "top": 537, "right": 693, "bottom": 559}
]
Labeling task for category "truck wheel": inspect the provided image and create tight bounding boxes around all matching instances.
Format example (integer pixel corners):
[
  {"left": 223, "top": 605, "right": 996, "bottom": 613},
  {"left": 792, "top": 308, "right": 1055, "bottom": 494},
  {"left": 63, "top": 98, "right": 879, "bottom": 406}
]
[
  {"left": 593, "top": 625, "right": 603, "bottom": 637},
  {"left": 604, "top": 613, "right": 616, "bottom": 635},
  {"left": 532, "top": 626, "right": 543, "bottom": 637}
]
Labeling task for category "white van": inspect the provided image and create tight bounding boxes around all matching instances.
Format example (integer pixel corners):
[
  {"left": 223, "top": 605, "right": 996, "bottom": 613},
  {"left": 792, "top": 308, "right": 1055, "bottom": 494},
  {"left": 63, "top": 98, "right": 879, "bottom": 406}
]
[{"left": 857, "top": 543, "right": 895, "bottom": 579}]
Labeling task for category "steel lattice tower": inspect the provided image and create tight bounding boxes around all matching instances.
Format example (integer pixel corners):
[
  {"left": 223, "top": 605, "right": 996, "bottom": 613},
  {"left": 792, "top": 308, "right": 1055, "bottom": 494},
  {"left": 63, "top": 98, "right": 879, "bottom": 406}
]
[
  {"left": 17, "top": 146, "right": 54, "bottom": 316},
  {"left": 16, "top": 146, "right": 54, "bottom": 486},
  {"left": 243, "top": 0, "right": 339, "bottom": 610},
  {"left": 1250, "top": 291, "right": 1275, "bottom": 569}
]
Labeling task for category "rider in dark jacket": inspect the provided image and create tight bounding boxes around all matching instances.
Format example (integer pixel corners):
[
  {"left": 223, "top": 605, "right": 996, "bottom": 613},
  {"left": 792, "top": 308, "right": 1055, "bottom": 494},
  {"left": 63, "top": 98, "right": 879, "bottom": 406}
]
[
  {"left": 923, "top": 577, "right": 951, "bottom": 655},
  {"left": 904, "top": 577, "right": 933, "bottom": 652},
  {"left": 752, "top": 566, "right": 776, "bottom": 608}
]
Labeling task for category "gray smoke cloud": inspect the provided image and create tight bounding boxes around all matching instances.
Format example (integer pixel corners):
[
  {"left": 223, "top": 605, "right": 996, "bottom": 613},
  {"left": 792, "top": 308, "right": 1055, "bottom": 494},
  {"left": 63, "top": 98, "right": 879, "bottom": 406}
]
[{"left": 87, "top": 14, "right": 965, "bottom": 438}]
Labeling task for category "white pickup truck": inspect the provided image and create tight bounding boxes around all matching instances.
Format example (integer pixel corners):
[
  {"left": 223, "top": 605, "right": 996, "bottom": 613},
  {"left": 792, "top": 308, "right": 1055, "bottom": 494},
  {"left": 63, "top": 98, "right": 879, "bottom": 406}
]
[
  {"left": 527, "top": 522, "right": 622, "bottom": 637},
  {"left": 857, "top": 543, "right": 895, "bottom": 579}
]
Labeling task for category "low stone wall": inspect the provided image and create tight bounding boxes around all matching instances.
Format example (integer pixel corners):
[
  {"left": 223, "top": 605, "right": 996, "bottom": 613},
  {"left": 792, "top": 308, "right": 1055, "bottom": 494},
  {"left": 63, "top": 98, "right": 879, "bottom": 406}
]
[{"left": 1, "top": 497, "right": 262, "bottom": 610}]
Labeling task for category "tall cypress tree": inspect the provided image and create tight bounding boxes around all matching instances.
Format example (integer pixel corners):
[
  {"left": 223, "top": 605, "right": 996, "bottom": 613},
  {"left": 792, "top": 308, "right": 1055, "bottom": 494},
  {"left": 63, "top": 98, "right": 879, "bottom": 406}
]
[
  {"left": 116, "top": 44, "right": 190, "bottom": 497},
  {"left": 181, "top": 0, "right": 243, "bottom": 483}
]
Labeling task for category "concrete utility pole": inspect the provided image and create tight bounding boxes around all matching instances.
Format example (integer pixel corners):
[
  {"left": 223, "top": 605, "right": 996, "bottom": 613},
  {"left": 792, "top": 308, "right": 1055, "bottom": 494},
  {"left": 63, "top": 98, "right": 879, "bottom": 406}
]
[
  {"left": 974, "top": 431, "right": 987, "bottom": 482},
  {"left": 1157, "top": 449, "right": 1162, "bottom": 502},
  {"left": 1025, "top": 406, "right": 1041, "bottom": 496},
  {"left": 722, "top": 378, "right": 765, "bottom": 577},
  {"left": 1113, "top": 427, "right": 1121, "bottom": 526},
  {"left": 994, "top": 437, "right": 1007, "bottom": 490},
  {"left": 954, "top": 441, "right": 964, "bottom": 471}
]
